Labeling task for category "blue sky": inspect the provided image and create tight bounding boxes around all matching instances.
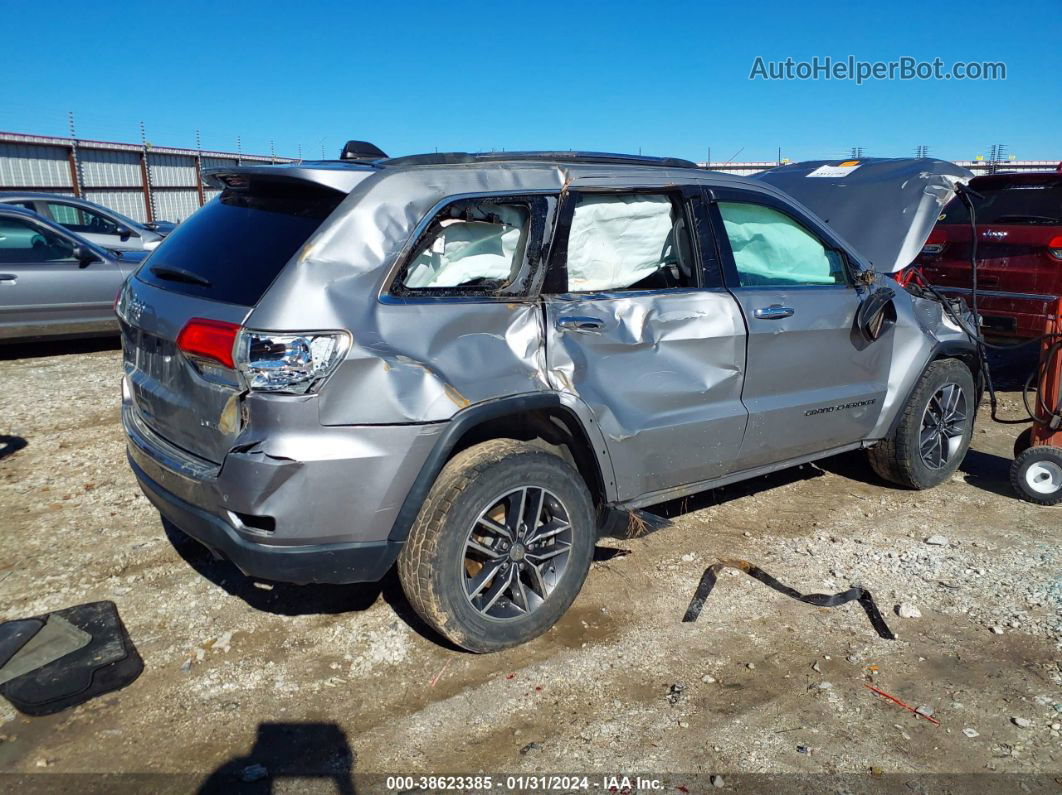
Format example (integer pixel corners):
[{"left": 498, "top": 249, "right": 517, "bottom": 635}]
[{"left": 4, "top": 0, "right": 1059, "bottom": 162}]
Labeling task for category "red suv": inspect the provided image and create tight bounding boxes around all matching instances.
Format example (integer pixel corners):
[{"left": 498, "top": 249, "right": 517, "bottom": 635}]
[{"left": 914, "top": 168, "right": 1062, "bottom": 339}]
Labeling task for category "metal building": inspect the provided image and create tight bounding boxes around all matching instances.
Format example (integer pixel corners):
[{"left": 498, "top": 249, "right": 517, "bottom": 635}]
[{"left": 0, "top": 131, "right": 295, "bottom": 224}]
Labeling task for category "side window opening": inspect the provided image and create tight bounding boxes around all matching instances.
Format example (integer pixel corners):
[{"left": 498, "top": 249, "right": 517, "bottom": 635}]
[
  {"left": 396, "top": 200, "right": 532, "bottom": 295},
  {"left": 0, "top": 217, "right": 76, "bottom": 263},
  {"left": 717, "top": 201, "right": 847, "bottom": 287},
  {"left": 563, "top": 194, "right": 696, "bottom": 293}
]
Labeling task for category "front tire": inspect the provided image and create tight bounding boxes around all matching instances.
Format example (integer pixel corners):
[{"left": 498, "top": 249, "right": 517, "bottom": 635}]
[
  {"left": 868, "top": 359, "right": 976, "bottom": 489},
  {"left": 398, "top": 439, "right": 596, "bottom": 652}
]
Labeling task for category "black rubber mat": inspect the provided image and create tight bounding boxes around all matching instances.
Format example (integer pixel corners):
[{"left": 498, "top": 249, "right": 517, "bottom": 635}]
[
  {"left": 0, "top": 601, "right": 143, "bottom": 716},
  {"left": 0, "top": 618, "right": 44, "bottom": 669}
]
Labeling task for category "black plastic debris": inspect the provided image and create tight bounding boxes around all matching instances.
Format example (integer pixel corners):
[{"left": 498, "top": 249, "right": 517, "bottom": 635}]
[
  {"left": 0, "top": 601, "right": 143, "bottom": 715},
  {"left": 682, "top": 558, "right": 896, "bottom": 640}
]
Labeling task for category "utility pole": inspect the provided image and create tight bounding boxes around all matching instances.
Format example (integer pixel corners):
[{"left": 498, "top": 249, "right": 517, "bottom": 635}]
[
  {"left": 849, "top": 146, "right": 865, "bottom": 159},
  {"left": 139, "top": 121, "right": 156, "bottom": 223},
  {"left": 915, "top": 145, "right": 929, "bottom": 158},
  {"left": 66, "top": 111, "right": 82, "bottom": 197},
  {"left": 194, "top": 129, "right": 205, "bottom": 207},
  {"left": 236, "top": 136, "right": 242, "bottom": 166}
]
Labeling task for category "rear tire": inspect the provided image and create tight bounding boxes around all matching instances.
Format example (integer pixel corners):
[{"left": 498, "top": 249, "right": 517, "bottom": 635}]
[
  {"left": 397, "top": 439, "right": 595, "bottom": 652},
  {"left": 1010, "top": 446, "right": 1062, "bottom": 506},
  {"left": 868, "top": 359, "right": 975, "bottom": 489}
]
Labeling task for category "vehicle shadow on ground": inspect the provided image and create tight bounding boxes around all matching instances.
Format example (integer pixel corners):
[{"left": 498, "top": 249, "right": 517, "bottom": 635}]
[
  {"left": 638, "top": 462, "right": 828, "bottom": 525},
  {"left": 960, "top": 448, "right": 1017, "bottom": 498},
  {"left": 0, "top": 336, "right": 120, "bottom": 360},
  {"left": 198, "top": 721, "right": 356, "bottom": 794},
  {"left": 161, "top": 519, "right": 459, "bottom": 650}
]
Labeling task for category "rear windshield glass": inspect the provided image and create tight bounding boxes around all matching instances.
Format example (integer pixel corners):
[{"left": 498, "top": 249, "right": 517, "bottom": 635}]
[
  {"left": 940, "top": 183, "right": 1062, "bottom": 226},
  {"left": 135, "top": 185, "right": 342, "bottom": 305}
]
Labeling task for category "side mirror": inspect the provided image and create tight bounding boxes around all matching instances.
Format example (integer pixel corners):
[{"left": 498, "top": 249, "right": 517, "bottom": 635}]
[
  {"left": 74, "top": 245, "right": 99, "bottom": 268},
  {"left": 857, "top": 287, "right": 897, "bottom": 342},
  {"left": 115, "top": 226, "right": 132, "bottom": 241}
]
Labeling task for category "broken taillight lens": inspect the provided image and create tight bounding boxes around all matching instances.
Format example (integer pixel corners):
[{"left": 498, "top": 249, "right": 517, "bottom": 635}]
[
  {"left": 176, "top": 318, "right": 241, "bottom": 369},
  {"left": 234, "top": 330, "right": 350, "bottom": 394}
]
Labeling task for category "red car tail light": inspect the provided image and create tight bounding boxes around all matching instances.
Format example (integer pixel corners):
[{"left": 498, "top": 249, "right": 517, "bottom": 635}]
[
  {"left": 1048, "top": 235, "right": 1062, "bottom": 261},
  {"left": 177, "top": 318, "right": 241, "bottom": 368}
]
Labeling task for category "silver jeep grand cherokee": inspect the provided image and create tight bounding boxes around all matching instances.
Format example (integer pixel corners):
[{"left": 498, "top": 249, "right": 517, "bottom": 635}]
[{"left": 118, "top": 150, "right": 978, "bottom": 651}]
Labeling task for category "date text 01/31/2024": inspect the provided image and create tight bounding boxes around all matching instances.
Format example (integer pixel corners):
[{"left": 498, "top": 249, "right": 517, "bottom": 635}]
[{"left": 384, "top": 775, "right": 666, "bottom": 791}]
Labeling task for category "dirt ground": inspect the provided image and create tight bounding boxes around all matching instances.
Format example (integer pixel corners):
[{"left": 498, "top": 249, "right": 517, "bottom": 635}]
[{"left": 0, "top": 339, "right": 1058, "bottom": 793}]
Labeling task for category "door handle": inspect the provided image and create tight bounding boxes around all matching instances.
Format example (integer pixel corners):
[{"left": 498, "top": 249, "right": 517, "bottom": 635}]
[
  {"left": 0, "top": 274, "right": 16, "bottom": 284},
  {"left": 557, "top": 316, "right": 605, "bottom": 333},
  {"left": 753, "top": 304, "right": 795, "bottom": 320}
]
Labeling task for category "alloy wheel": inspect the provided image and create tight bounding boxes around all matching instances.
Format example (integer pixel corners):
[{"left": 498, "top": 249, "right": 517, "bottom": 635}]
[
  {"left": 461, "top": 486, "right": 573, "bottom": 621},
  {"left": 919, "top": 383, "right": 969, "bottom": 470}
]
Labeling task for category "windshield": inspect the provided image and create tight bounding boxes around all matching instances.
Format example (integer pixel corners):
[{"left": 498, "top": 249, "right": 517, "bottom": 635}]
[
  {"left": 135, "top": 185, "right": 342, "bottom": 305},
  {"left": 939, "top": 183, "right": 1062, "bottom": 225}
]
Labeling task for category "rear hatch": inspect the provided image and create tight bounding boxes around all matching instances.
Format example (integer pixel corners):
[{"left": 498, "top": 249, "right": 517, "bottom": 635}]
[
  {"left": 119, "top": 178, "right": 346, "bottom": 464},
  {"left": 918, "top": 174, "right": 1062, "bottom": 298}
]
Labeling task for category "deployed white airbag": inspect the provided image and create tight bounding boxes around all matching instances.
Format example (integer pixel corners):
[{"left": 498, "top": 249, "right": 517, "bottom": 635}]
[
  {"left": 567, "top": 195, "right": 674, "bottom": 291},
  {"left": 718, "top": 202, "right": 836, "bottom": 286},
  {"left": 404, "top": 206, "right": 525, "bottom": 288}
]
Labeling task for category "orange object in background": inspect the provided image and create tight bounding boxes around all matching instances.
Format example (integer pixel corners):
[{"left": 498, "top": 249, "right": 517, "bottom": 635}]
[
  {"left": 1010, "top": 297, "right": 1062, "bottom": 504},
  {"left": 1032, "top": 297, "right": 1062, "bottom": 448}
]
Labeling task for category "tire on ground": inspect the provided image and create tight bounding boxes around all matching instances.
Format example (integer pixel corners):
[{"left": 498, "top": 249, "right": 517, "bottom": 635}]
[
  {"left": 868, "top": 358, "right": 976, "bottom": 490},
  {"left": 397, "top": 438, "right": 596, "bottom": 652},
  {"left": 1009, "top": 445, "right": 1062, "bottom": 506}
]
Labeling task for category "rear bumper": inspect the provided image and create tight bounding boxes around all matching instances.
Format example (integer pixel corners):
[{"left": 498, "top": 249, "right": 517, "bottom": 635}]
[
  {"left": 934, "top": 287, "right": 1060, "bottom": 338},
  {"left": 130, "top": 454, "right": 401, "bottom": 584},
  {"left": 122, "top": 392, "right": 446, "bottom": 584}
]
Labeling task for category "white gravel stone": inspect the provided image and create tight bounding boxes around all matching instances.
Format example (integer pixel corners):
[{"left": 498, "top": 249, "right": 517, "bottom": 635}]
[
  {"left": 897, "top": 603, "right": 922, "bottom": 619},
  {"left": 925, "top": 535, "right": 948, "bottom": 546}
]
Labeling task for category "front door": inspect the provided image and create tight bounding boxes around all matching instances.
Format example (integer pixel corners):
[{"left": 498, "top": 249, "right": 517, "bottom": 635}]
[
  {"left": 0, "top": 214, "right": 125, "bottom": 339},
  {"left": 542, "top": 189, "right": 748, "bottom": 502},
  {"left": 710, "top": 192, "right": 893, "bottom": 470}
]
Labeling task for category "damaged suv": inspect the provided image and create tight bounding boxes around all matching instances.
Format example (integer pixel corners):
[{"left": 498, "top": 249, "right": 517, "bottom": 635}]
[{"left": 119, "top": 151, "right": 978, "bottom": 651}]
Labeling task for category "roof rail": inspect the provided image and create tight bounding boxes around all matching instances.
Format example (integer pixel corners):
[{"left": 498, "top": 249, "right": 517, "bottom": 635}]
[{"left": 377, "top": 151, "right": 700, "bottom": 169}]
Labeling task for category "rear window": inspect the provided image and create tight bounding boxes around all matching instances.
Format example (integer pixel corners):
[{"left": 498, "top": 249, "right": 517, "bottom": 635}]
[
  {"left": 136, "top": 185, "right": 342, "bottom": 305},
  {"left": 940, "top": 183, "right": 1062, "bottom": 226}
]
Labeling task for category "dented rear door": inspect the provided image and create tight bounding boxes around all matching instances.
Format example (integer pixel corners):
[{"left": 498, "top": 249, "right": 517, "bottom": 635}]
[{"left": 542, "top": 188, "right": 748, "bottom": 502}]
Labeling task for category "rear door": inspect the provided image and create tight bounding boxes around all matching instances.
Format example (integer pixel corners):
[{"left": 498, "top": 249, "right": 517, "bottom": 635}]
[
  {"left": 710, "top": 189, "right": 892, "bottom": 470},
  {"left": 542, "top": 188, "right": 748, "bottom": 502},
  {"left": 0, "top": 214, "right": 124, "bottom": 339}
]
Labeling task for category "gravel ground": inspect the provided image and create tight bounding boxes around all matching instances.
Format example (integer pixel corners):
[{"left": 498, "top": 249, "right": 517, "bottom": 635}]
[{"left": 0, "top": 339, "right": 1059, "bottom": 792}]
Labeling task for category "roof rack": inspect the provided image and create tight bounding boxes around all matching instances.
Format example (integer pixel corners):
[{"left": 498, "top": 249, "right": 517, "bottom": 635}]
[{"left": 377, "top": 151, "right": 700, "bottom": 169}]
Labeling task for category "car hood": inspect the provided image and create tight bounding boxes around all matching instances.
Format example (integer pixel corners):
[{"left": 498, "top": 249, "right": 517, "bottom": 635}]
[
  {"left": 112, "top": 248, "right": 151, "bottom": 264},
  {"left": 143, "top": 221, "right": 177, "bottom": 236},
  {"left": 753, "top": 158, "right": 974, "bottom": 273}
]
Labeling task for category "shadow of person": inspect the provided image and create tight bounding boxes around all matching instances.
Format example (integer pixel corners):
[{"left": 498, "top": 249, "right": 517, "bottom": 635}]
[
  {"left": 199, "top": 722, "right": 355, "bottom": 794},
  {"left": 0, "top": 435, "right": 27, "bottom": 461}
]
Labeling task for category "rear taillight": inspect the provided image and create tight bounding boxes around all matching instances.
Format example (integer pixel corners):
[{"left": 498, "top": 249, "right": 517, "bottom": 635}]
[
  {"left": 234, "top": 330, "right": 350, "bottom": 394},
  {"left": 921, "top": 229, "right": 946, "bottom": 256},
  {"left": 1048, "top": 235, "right": 1062, "bottom": 261},
  {"left": 176, "top": 318, "right": 241, "bottom": 369}
]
